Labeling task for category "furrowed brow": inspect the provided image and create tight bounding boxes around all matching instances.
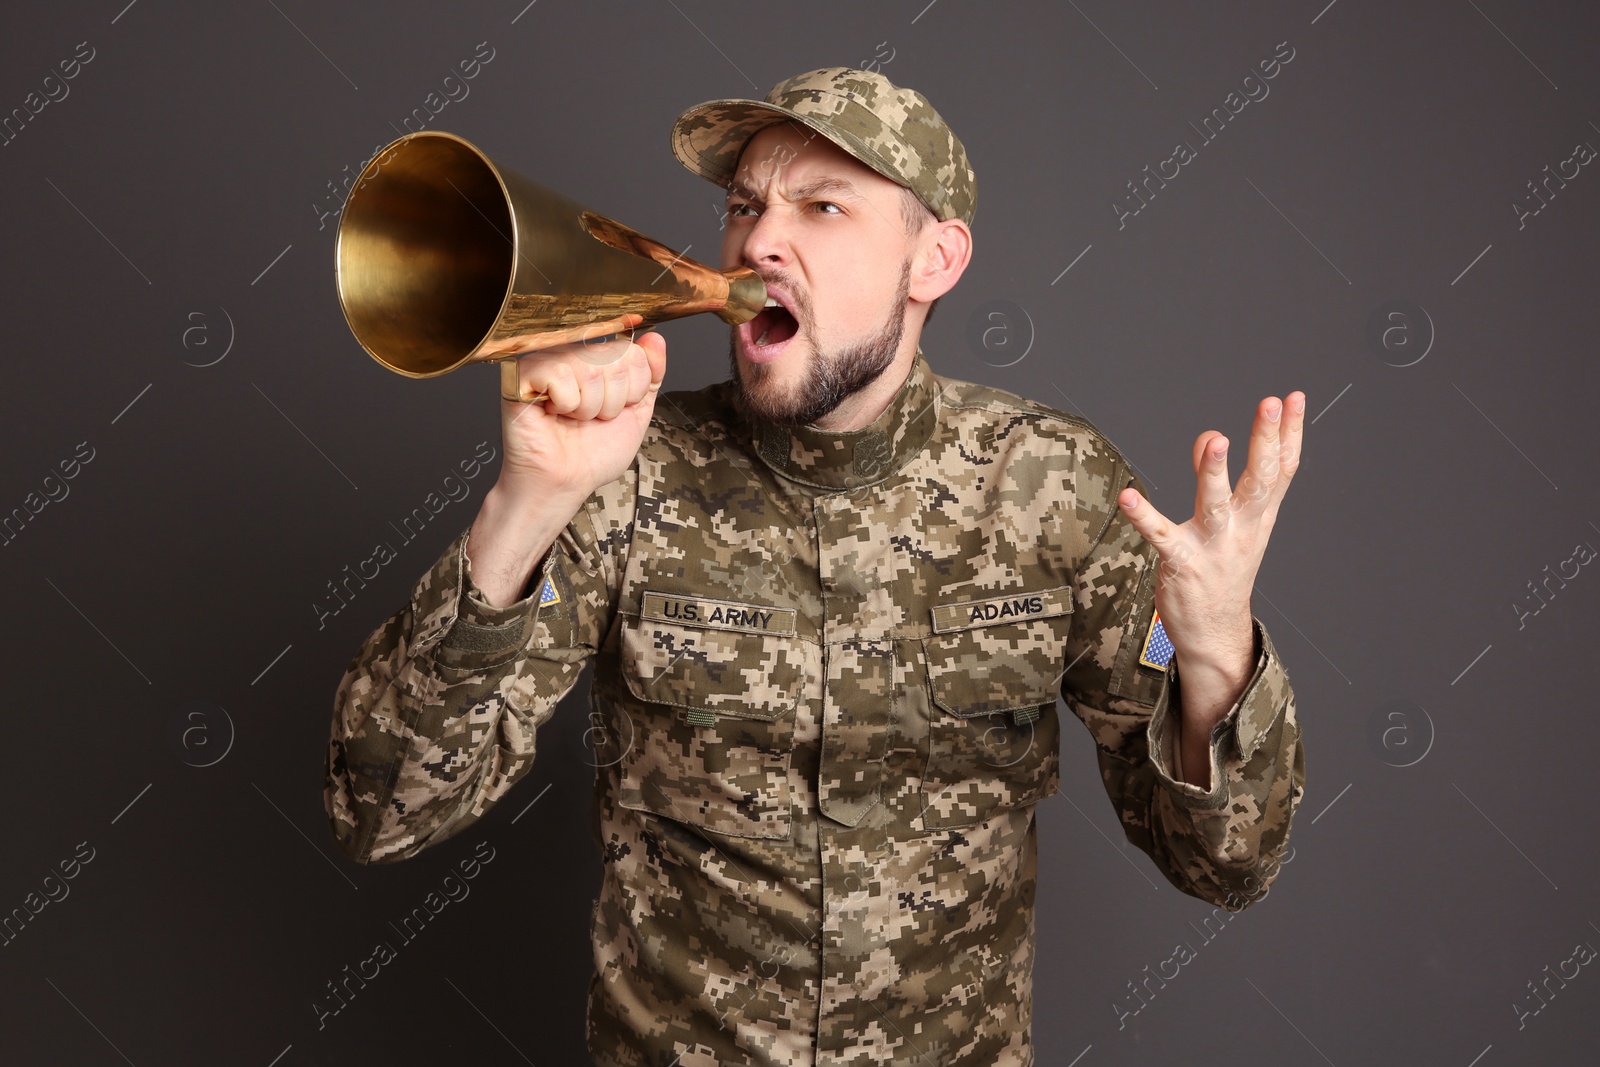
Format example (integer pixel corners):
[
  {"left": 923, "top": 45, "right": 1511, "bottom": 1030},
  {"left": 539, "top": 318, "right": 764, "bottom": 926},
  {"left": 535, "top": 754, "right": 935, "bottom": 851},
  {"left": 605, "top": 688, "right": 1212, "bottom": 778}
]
[
  {"left": 725, "top": 175, "right": 863, "bottom": 203},
  {"left": 786, "top": 176, "right": 863, "bottom": 202}
]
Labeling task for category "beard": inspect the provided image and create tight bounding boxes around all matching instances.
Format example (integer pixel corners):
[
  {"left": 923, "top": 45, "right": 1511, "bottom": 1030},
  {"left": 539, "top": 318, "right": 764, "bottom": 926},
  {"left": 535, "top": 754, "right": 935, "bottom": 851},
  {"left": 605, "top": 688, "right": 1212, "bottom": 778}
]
[{"left": 728, "top": 257, "right": 911, "bottom": 428}]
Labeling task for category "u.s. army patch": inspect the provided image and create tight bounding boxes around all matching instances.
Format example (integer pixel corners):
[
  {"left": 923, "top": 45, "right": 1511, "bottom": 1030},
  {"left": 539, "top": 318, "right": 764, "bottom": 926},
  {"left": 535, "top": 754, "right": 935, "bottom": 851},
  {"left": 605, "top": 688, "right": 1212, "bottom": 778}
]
[
  {"left": 538, "top": 574, "right": 561, "bottom": 606},
  {"left": 640, "top": 590, "right": 797, "bottom": 636},
  {"left": 1139, "top": 608, "right": 1174, "bottom": 669}
]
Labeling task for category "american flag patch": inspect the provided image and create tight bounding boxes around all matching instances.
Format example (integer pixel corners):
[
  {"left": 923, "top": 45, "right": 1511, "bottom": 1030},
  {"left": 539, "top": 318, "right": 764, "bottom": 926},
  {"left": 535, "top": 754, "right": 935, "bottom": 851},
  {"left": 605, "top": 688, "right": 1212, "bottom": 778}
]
[
  {"left": 1139, "top": 608, "right": 1174, "bottom": 670},
  {"left": 538, "top": 574, "right": 561, "bottom": 606}
]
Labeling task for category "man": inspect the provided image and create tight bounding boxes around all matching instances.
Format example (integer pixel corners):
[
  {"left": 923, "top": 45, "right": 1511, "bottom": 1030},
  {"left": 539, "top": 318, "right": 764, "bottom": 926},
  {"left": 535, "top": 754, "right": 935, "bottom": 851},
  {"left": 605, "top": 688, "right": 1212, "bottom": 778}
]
[{"left": 324, "top": 67, "right": 1306, "bottom": 1065}]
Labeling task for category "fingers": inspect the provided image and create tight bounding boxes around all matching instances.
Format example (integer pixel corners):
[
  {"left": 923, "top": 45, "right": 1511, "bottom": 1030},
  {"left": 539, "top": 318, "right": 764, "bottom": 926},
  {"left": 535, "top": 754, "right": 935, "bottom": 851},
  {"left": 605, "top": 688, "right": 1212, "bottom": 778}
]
[
  {"left": 1118, "top": 486, "right": 1180, "bottom": 554},
  {"left": 596, "top": 349, "right": 634, "bottom": 420},
  {"left": 1121, "top": 486, "right": 1204, "bottom": 580},
  {"left": 1232, "top": 396, "right": 1285, "bottom": 518},
  {"left": 635, "top": 331, "right": 668, "bottom": 392},
  {"left": 1281, "top": 390, "right": 1305, "bottom": 480},
  {"left": 538, "top": 362, "right": 582, "bottom": 414},
  {"left": 512, "top": 332, "right": 667, "bottom": 421},
  {"left": 1192, "top": 431, "right": 1232, "bottom": 538}
]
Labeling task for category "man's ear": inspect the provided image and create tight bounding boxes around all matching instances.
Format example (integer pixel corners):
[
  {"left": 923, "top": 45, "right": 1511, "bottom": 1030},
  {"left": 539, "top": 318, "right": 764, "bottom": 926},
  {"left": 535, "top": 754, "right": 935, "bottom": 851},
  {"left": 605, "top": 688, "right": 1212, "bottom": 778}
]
[{"left": 910, "top": 218, "right": 973, "bottom": 304}]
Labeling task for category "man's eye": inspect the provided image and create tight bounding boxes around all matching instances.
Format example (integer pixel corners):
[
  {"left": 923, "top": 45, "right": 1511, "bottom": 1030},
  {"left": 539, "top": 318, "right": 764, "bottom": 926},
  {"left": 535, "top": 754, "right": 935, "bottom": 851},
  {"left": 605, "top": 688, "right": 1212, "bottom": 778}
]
[
  {"left": 728, "top": 203, "right": 757, "bottom": 217},
  {"left": 812, "top": 201, "right": 843, "bottom": 214}
]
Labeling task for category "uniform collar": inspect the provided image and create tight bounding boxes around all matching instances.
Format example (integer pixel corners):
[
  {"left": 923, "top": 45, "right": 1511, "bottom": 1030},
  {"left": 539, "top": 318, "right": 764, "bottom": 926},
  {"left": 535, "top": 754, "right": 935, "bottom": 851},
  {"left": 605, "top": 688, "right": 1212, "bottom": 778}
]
[{"left": 747, "top": 348, "right": 942, "bottom": 491}]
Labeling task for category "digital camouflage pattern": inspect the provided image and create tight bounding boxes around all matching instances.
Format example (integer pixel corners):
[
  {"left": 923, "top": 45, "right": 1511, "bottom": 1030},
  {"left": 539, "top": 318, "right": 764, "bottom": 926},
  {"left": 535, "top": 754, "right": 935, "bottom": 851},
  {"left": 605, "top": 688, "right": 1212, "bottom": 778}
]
[
  {"left": 671, "top": 66, "right": 978, "bottom": 227},
  {"left": 324, "top": 350, "right": 1305, "bottom": 1065}
]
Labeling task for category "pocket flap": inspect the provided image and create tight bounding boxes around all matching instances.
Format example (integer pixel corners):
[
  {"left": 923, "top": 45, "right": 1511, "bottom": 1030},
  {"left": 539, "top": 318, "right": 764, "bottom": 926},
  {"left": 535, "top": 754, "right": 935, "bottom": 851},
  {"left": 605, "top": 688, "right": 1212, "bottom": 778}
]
[
  {"left": 623, "top": 595, "right": 804, "bottom": 721},
  {"left": 925, "top": 588, "right": 1073, "bottom": 718}
]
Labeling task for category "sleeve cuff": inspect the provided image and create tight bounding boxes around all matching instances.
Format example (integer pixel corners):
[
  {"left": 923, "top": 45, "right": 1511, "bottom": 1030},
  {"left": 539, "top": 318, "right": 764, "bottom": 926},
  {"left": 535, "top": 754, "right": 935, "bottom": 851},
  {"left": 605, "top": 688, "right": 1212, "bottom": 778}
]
[
  {"left": 459, "top": 534, "right": 545, "bottom": 627},
  {"left": 430, "top": 531, "right": 556, "bottom": 664},
  {"left": 1146, "top": 617, "right": 1286, "bottom": 810},
  {"left": 399, "top": 525, "right": 550, "bottom": 669}
]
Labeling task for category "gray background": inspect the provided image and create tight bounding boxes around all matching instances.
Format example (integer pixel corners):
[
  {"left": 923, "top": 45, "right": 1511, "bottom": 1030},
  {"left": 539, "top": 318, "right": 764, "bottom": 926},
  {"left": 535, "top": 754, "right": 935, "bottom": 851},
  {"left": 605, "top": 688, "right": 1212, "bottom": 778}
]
[{"left": 1, "top": 0, "right": 1596, "bottom": 1063}]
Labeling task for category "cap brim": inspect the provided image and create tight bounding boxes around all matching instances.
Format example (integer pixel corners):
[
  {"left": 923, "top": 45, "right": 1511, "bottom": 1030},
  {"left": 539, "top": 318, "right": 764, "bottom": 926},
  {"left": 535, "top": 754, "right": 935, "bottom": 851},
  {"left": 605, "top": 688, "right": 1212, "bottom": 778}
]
[{"left": 670, "top": 98, "right": 906, "bottom": 194}]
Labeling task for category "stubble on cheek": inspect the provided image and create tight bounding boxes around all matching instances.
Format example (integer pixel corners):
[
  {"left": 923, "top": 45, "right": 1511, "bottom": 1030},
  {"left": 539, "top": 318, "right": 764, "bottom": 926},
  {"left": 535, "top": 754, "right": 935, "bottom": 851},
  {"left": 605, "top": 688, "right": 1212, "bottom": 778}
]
[{"left": 728, "top": 256, "right": 909, "bottom": 427}]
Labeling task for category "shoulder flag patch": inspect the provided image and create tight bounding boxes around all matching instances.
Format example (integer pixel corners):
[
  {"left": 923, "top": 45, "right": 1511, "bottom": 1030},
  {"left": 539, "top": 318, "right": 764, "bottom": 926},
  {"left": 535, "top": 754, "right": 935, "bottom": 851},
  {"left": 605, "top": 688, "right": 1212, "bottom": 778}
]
[
  {"left": 538, "top": 574, "right": 561, "bottom": 606},
  {"left": 1139, "top": 608, "right": 1174, "bottom": 670}
]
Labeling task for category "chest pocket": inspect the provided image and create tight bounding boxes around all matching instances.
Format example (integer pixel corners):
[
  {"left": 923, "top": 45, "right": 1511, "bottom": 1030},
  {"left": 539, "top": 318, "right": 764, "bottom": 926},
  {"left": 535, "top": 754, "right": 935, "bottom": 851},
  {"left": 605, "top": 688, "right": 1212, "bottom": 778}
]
[
  {"left": 919, "top": 586, "right": 1073, "bottom": 830},
  {"left": 617, "top": 590, "right": 806, "bottom": 840}
]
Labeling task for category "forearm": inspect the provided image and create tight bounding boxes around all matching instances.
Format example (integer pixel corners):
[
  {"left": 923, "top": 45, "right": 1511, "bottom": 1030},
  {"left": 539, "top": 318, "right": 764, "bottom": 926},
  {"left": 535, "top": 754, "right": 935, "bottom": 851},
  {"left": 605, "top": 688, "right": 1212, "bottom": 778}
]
[
  {"left": 465, "top": 478, "right": 589, "bottom": 608},
  {"left": 1174, "top": 618, "right": 1259, "bottom": 789},
  {"left": 1065, "top": 454, "right": 1305, "bottom": 909},
  {"left": 326, "top": 462, "right": 638, "bottom": 864},
  {"left": 1140, "top": 619, "right": 1304, "bottom": 908},
  {"left": 323, "top": 529, "right": 530, "bottom": 864},
  {"left": 323, "top": 593, "right": 491, "bottom": 864},
  {"left": 324, "top": 525, "right": 595, "bottom": 864}
]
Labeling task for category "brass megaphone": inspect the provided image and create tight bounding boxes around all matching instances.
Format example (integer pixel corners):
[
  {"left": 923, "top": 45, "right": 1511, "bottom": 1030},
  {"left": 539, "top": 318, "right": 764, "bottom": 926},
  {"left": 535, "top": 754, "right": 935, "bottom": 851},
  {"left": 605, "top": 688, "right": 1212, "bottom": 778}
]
[{"left": 335, "top": 130, "right": 766, "bottom": 402}]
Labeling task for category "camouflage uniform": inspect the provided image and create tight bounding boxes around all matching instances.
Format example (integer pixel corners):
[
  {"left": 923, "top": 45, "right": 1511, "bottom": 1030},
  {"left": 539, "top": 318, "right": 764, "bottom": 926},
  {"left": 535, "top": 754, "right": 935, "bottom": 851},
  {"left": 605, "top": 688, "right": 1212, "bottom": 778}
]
[{"left": 324, "top": 350, "right": 1305, "bottom": 1065}]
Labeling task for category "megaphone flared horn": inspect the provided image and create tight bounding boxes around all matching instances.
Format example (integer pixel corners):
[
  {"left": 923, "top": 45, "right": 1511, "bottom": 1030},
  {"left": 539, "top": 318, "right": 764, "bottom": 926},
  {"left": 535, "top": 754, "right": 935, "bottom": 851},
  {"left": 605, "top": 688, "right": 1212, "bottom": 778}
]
[{"left": 334, "top": 130, "right": 766, "bottom": 401}]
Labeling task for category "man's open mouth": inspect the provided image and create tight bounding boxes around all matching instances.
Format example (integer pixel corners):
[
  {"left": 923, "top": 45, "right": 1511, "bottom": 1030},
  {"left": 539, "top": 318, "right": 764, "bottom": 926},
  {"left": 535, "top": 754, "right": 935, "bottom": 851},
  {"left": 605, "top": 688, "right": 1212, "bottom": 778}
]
[
  {"left": 748, "top": 301, "right": 799, "bottom": 348},
  {"left": 739, "top": 295, "right": 801, "bottom": 362}
]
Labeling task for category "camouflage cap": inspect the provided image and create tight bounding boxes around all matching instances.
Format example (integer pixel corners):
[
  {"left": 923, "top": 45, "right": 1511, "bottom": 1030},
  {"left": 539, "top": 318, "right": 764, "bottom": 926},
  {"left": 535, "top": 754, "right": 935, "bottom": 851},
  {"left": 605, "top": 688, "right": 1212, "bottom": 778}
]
[{"left": 671, "top": 66, "right": 977, "bottom": 227}]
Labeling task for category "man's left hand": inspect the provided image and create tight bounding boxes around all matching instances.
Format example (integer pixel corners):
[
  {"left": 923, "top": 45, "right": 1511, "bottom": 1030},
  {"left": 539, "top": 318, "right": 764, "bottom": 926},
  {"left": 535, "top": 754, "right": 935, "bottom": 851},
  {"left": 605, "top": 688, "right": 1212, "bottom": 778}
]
[{"left": 1115, "top": 392, "right": 1306, "bottom": 787}]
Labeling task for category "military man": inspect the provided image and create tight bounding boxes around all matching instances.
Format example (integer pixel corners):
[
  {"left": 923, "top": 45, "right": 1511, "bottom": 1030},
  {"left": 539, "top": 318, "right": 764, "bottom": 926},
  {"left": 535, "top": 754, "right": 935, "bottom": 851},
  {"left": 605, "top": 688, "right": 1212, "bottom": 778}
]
[{"left": 324, "top": 67, "right": 1306, "bottom": 1066}]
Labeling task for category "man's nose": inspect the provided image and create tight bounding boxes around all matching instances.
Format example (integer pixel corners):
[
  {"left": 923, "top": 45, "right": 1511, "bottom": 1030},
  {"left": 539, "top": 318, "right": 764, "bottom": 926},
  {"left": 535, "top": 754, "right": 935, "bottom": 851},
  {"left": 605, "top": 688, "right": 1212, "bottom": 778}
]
[{"left": 739, "top": 205, "right": 794, "bottom": 266}]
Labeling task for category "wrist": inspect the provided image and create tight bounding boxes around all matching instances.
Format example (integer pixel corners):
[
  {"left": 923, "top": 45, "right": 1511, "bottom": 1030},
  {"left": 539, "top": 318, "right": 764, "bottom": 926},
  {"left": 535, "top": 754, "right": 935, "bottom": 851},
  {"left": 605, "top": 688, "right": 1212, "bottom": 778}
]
[
  {"left": 491, "top": 467, "right": 593, "bottom": 512},
  {"left": 483, "top": 470, "right": 592, "bottom": 521},
  {"left": 1173, "top": 618, "right": 1258, "bottom": 738},
  {"left": 465, "top": 481, "right": 586, "bottom": 609},
  {"left": 1173, "top": 616, "right": 1255, "bottom": 682}
]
